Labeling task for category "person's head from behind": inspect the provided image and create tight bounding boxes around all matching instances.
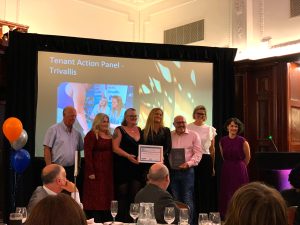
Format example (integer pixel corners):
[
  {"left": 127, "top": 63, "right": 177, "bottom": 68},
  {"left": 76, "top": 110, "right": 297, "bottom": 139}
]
[
  {"left": 26, "top": 193, "right": 87, "bottom": 225},
  {"left": 224, "top": 182, "right": 287, "bottom": 225},
  {"left": 63, "top": 106, "right": 77, "bottom": 128},
  {"left": 147, "top": 163, "right": 170, "bottom": 190},
  {"left": 41, "top": 164, "right": 67, "bottom": 193},
  {"left": 288, "top": 164, "right": 300, "bottom": 189},
  {"left": 92, "top": 113, "right": 110, "bottom": 135}
]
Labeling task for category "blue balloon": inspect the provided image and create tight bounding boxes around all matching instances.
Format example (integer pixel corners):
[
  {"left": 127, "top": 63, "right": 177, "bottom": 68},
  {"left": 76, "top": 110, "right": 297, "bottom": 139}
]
[{"left": 10, "top": 149, "right": 31, "bottom": 173}]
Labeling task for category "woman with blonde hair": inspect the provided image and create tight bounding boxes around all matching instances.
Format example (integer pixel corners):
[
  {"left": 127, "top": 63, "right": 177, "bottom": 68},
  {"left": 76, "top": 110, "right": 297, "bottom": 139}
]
[
  {"left": 142, "top": 108, "right": 171, "bottom": 171},
  {"left": 187, "top": 105, "right": 217, "bottom": 213},
  {"left": 83, "top": 113, "right": 113, "bottom": 222},
  {"left": 224, "top": 182, "right": 288, "bottom": 225},
  {"left": 110, "top": 95, "right": 126, "bottom": 126}
]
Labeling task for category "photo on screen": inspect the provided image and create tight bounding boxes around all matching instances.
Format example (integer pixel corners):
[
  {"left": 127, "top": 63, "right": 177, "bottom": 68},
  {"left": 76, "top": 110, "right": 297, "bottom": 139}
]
[{"left": 56, "top": 82, "right": 134, "bottom": 135}]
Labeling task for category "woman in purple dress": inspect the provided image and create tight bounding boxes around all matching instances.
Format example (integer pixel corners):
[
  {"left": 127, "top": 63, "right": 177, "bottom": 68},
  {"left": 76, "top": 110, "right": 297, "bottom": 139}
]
[{"left": 219, "top": 117, "right": 251, "bottom": 219}]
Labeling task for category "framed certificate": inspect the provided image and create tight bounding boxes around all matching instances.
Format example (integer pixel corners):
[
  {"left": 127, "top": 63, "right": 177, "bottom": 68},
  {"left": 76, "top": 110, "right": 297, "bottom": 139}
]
[
  {"left": 169, "top": 148, "right": 185, "bottom": 170},
  {"left": 138, "top": 145, "right": 163, "bottom": 163}
]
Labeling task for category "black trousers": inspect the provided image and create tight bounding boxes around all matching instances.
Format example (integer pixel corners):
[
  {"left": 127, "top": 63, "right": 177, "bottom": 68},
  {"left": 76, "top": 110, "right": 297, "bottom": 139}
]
[{"left": 194, "top": 154, "right": 216, "bottom": 214}]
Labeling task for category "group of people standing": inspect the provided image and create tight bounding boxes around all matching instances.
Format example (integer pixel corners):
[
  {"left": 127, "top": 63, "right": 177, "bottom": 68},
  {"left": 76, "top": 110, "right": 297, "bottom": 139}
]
[{"left": 42, "top": 105, "right": 251, "bottom": 223}]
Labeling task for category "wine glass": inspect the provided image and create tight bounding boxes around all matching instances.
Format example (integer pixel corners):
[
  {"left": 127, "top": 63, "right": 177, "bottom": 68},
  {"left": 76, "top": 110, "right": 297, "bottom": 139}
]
[
  {"left": 198, "top": 213, "right": 210, "bottom": 225},
  {"left": 130, "top": 203, "right": 140, "bottom": 224},
  {"left": 111, "top": 200, "right": 118, "bottom": 224},
  {"left": 179, "top": 208, "right": 189, "bottom": 224},
  {"left": 15, "top": 207, "right": 27, "bottom": 223},
  {"left": 209, "top": 212, "right": 221, "bottom": 225},
  {"left": 9, "top": 213, "right": 22, "bottom": 225},
  {"left": 164, "top": 207, "right": 175, "bottom": 224}
]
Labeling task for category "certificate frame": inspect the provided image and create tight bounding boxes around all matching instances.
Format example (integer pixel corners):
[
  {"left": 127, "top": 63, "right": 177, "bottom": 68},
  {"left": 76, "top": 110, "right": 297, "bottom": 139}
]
[{"left": 138, "top": 145, "right": 163, "bottom": 164}]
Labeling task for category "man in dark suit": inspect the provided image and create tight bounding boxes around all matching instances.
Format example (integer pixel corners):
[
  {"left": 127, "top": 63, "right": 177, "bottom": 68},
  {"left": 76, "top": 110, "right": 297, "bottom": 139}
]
[
  {"left": 134, "top": 163, "right": 179, "bottom": 224},
  {"left": 27, "top": 163, "right": 81, "bottom": 214}
]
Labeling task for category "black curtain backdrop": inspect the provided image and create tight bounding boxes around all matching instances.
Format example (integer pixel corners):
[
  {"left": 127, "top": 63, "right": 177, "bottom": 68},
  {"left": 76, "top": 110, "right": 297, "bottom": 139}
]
[{"left": 4, "top": 31, "right": 236, "bottom": 220}]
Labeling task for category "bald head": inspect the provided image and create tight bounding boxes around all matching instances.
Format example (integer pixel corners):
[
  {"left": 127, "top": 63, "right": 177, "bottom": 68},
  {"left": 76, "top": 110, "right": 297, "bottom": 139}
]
[
  {"left": 41, "top": 164, "right": 64, "bottom": 184},
  {"left": 63, "top": 106, "right": 77, "bottom": 128},
  {"left": 173, "top": 115, "right": 187, "bottom": 135},
  {"left": 148, "top": 163, "right": 169, "bottom": 182}
]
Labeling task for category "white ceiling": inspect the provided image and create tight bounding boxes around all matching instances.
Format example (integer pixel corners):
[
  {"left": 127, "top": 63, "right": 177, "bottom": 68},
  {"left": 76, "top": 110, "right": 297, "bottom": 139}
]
[{"left": 78, "top": 0, "right": 192, "bottom": 10}]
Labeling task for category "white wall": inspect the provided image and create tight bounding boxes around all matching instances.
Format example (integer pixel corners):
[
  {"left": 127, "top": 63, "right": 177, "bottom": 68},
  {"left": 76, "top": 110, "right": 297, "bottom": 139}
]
[
  {"left": 0, "top": 0, "right": 232, "bottom": 46},
  {"left": 2, "top": 0, "right": 300, "bottom": 59}
]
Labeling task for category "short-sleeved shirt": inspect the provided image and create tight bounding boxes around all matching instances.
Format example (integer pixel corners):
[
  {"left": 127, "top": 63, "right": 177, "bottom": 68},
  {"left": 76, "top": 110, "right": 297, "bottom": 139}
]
[
  {"left": 43, "top": 122, "right": 83, "bottom": 166},
  {"left": 187, "top": 123, "right": 217, "bottom": 155}
]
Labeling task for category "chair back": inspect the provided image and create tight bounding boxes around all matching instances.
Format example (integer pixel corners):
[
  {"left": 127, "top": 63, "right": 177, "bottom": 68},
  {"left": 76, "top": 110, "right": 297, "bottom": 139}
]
[{"left": 287, "top": 206, "right": 298, "bottom": 225}]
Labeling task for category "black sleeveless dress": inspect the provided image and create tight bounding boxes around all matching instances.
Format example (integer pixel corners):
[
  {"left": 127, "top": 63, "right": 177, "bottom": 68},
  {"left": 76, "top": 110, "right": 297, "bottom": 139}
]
[{"left": 113, "top": 126, "right": 144, "bottom": 185}]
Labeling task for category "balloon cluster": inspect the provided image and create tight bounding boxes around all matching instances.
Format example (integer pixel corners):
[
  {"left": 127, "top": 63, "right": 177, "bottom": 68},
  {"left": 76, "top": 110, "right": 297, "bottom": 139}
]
[{"left": 2, "top": 117, "right": 30, "bottom": 173}]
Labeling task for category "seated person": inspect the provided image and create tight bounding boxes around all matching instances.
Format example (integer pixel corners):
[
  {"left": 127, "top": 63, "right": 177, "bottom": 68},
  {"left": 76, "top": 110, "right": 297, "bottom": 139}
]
[
  {"left": 27, "top": 163, "right": 82, "bottom": 214},
  {"left": 134, "top": 163, "right": 179, "bottom": 224},
  {"left": 224, "top": 182, "right": 287, "bottom": 225},
  {"left": 281, "top": 164, "right": 300, "bottom": 207},
  {"left": 26, "top": 193, "right": 87, "bottom": 225}
]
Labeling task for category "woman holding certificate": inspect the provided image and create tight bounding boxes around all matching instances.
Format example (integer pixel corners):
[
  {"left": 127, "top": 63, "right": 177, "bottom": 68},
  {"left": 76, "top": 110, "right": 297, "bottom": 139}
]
[
  {"left": 142, "top": 108, "right": 172, "bottom": 174},
  {"left": 112, "top": 108, "right": 143, "bottom": 222},
  {"left": 187, "top": 105, "right": 217, "bottom": 214},
  {"left": 83, "top": 113, "right": 113, "bottom": 222}
]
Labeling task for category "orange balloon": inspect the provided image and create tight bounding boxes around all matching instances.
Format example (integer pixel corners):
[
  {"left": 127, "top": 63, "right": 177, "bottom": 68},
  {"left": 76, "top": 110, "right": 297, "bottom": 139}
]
[{"left": 2, "top": 117, "right": 23, "bottom": 142}]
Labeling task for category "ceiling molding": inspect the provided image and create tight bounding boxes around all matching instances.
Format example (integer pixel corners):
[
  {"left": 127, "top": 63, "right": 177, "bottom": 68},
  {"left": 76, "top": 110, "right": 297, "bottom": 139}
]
[{"left": 76, "top": 0, "right": 193, "bottom": 11}]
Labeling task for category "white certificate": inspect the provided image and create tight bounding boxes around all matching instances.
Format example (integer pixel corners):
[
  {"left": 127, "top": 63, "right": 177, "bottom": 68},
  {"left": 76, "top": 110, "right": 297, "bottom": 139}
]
[{"left": 138, "top": 145, "right": 163, "bottom": 163}]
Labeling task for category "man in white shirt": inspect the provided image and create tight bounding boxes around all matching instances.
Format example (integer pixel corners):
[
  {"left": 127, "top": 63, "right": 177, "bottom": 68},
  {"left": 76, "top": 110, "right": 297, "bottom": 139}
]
[{"left": 27, "top": 163, "right": 82, "bottom": 214}]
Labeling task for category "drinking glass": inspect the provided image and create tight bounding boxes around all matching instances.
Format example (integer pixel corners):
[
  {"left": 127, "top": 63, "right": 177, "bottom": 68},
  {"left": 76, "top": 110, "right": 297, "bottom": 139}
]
[
  {"left": 15, "top": 207, "right": 27, "bottom": 223},
  {"left": 164, "top": 207, "right": 175, "bottom": 224},
  {"left": 198, "top": 213, "right": 211, "bottom": 225},
  {"left": 111, "top": 200, "right": 118, "bottom": 224},
  {"left": 9, "top": 213, "right": 22, "bottom": 225},
  {"left": 179, "top": 208, "right": 189, "bottom": 224},
  {"left": 209, "top": 212, "right": 221, "bottom": 225},
  {"left": 130, "top": 203, "right": 140, "bottom": 224}
]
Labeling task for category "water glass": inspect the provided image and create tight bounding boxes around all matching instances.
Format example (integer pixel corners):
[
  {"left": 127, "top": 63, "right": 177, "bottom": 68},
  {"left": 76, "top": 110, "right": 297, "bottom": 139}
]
[
  {"left": 9, "top": 213, "right": 22, "bottom": 225},
  {"left": 164, "top": 207, "right": 175, "bottom": 224},
  {"left": 209, "top": 212, "right": 221, "bottom": 225},
  {"left": 130, "top": 203, "right": 139, "bottom": 224},
  {"left": 198, "top": 213, "right": 210, "bottom": 225},
  {"left": 15, "top": 207, "right": 27, "bottom": 223},
  {"left": 179, "top": 208, "right": 189, "bottom": 224}
]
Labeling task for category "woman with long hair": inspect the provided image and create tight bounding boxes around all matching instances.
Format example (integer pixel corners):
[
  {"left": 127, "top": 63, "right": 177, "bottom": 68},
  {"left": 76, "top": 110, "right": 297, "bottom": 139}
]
[
  {"left": 142, "top": 108, "right": 171, "bottom": 173},
  {"left": 83, "top": 113, "right": 113, "bottom": 222},
  {"left": 110, "top": 95, "right": 126, "bottom": 126}
]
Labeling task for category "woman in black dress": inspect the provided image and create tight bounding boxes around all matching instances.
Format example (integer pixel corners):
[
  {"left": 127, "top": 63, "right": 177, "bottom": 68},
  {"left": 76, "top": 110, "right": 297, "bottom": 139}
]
[{"left": 112, "top": 108, "right": 143, "bottom": 222}]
